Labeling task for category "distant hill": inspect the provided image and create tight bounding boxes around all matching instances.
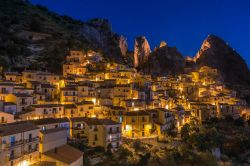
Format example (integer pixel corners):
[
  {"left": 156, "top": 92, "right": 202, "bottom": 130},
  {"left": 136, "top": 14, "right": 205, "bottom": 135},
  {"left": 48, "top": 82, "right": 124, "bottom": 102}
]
[{"left": 0, "top": 0, "right": 129, "bottom": 73}]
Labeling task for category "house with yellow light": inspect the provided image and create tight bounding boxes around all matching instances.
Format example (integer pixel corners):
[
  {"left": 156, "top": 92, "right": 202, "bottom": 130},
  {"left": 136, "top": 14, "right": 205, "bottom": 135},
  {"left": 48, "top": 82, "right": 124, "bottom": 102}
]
[
  {"left": 77, "top": 81, "right": 96, "bottom": 101},
  {"left": 0, "top": 122, "right": 40, "bottom": 166},
  {"left": 122, "top": 110, "right": 153, "bottom": 138},
  {"left": 63, "top": 50, "right": 88, "bottom": 76},
  {"left": 76, "top": 101, "right": 94, "bottom": 117},
  {"left": 17, "top": 104, "right": 64, "bottom": 120},
  {"left": 38, "top": 127, "right": 83, "bottom": 166},
  {"left": 69, "top": 117, "right": 122, "bottom": 150},
  {"left": 146, "top": 108, "right": 175, "bottom": 135},
  {"left": 113, "top": 84, "right": 131, "bottom": 106},
  {"left": 102, "top": 105, "right": 125, "bottom": 123},
  {"left": 0, "top": 111, "right": 15, "bottom": 124},
  {"left": 5, "top": 93, "right": 34, "bottom": 112},
  {"left": 120, "top": 99, "right": 146, "bottom": 111},
  {"left": 0, "top": 81, "right": 16, "bottom": 101},
  {"left": 217, "top": 103, "right": 241, "bottom": 119},
  {"left": 60, "top": 86, "right": 78, "bottom": 103},
  {"left": 4, "top": 72, "right": 22, "bottom": 83},
  {"left": 171, "top": 107, "right": 191, "bottom": 130},
  {"left": 62, "top": 104, "right": 78, "bottom": 118}
]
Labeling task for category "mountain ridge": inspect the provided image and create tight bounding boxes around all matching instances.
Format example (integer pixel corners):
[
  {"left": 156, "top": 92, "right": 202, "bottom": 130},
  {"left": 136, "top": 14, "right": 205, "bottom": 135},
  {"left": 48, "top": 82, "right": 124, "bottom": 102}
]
[{"left": 1, "top": 0, "right": 250, "bottom": 103}]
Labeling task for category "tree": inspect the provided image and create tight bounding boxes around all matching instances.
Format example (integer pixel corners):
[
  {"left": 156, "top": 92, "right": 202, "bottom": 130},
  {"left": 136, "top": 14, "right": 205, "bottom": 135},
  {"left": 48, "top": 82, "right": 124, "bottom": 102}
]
[
  {"left": 181, "top": 124, "right": 190, "bottom": 141},
  {"left": 234, "top": 117, "right": 245, "bottom": 127},
  {"left": 197, "top": 152, "right": 218, "bottom": 166},
  {"left": 137, "top": 153, "right": 151, "bottom": 166}
]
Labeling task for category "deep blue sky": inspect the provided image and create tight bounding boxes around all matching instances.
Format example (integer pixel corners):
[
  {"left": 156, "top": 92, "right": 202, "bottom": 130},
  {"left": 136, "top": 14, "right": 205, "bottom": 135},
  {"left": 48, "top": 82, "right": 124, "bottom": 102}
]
[{"left": 30, "top": 0, "right": 250, "bottom": 66}]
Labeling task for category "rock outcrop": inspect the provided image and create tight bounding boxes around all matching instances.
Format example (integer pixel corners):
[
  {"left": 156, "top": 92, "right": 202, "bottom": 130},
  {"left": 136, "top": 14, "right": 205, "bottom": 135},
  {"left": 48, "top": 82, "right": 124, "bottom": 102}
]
[
  {"left": 81, "top": 18, "right": 127, "bottom": 61},
  {"left": 194, "top": 34, "right": 250, "bottom": 86},
  {"left": 118, "top": 36, "right": 128, "bottom": 56},
  {"left": 133, "top": 36, "right": 151, "bottom": 68},
  {"left": 0, "top": 1, "right": 130, "bottom": 73},
  {"left": 142, "top": 41, "right": 185, "bottom": 76}
]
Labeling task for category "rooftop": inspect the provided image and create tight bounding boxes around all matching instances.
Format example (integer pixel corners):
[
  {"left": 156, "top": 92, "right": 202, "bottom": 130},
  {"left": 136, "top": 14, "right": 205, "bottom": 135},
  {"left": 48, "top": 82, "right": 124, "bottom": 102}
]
[
  {"left": 125, "top": 110, "right": 150, "bottom": 116},
  {"left": 70, "top": 117, "right": 120, "bottom": 125},
  {"left": 31, "top": 104, "right": 63, "bottom": 108},
  {"left": 40, "top": 127, "right": 67, "bottom": 134},
  {"left": 43, "top": 144, "right": 83, "bottom": 164},
  {"left": 30, "top": 161, "right": 56, "bottom": 166},
  {"left": 31, "top": 118, "right": 69, "bottom": 125},
  {"left": 0, "top": 122, "right": 39, "bottom": 136}
]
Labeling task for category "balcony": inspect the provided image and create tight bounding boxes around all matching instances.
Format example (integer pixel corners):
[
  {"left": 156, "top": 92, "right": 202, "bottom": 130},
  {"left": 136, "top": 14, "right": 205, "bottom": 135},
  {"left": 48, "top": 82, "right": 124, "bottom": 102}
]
[
  {"left": 108, "top": 138, "right": 121, "bottom": 142},
  {"left": 9, "top": 154, "right": 22, "bottom": 161},
  {"left": 108, "top": 130, "right": 120, "bottom": 134},
  {"left": 25, "top": 137, "right": 39, "bottom": 143},
  {"left": 23, "top": 148, "right": 38, "bottom": 155},
  {"left": 4, "top": 140, "right": 23, "bottom": 149}
]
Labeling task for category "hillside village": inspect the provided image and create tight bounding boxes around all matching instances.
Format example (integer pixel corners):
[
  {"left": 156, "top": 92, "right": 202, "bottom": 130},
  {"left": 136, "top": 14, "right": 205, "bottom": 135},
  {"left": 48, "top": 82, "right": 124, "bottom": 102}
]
[{"left": 0, "top": 49, "right": 249, "bottom": 165}]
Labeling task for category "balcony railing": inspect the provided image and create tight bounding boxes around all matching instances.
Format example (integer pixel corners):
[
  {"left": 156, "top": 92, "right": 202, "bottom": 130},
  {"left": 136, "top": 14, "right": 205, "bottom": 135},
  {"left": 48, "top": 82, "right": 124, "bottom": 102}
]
[
  {"left": 5, "top": 140, "right": 23, "bottom": 149},
  {"left": 108, "top": 138, "right": 121, "bottom": 142},
  {"left": 3, "top": 137, "right": 38, "bottom": 150},
  {"left": 9, "top": 154, "right": 21, "bottom": 161},
  {"left": 108, "top": 130, "right": 120, "bottom": 134},
  {"left": 25, "top": 137, "right": 39, "bottom": 143},
  {"left": 8, "top": 148, "right": 38, "bottom": 161},
  {"left": 23, "top": 148, "right": 38, "bottom": 155}
]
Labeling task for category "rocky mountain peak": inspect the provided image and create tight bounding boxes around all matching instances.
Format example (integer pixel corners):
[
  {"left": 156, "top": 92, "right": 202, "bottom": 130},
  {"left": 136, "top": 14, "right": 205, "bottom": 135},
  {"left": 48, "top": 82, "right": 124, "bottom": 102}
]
[
  {"left": 118, "top": 36, "right": 128, "bottom": 56},
  {"left": 133, "top": 36, "right": 151, "bottom": 68},
  {"left": 159, "top": 41, "right": 168, "bottom": 48},
  {"left": 194, "top": 34, "right": 250, "bottom": 86}
]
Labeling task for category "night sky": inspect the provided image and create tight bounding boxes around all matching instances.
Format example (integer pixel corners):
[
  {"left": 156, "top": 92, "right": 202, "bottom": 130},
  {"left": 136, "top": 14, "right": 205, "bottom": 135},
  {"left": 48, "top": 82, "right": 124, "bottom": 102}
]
[{"left": 30, "top": 0, "right": 250, "bottom": 66}]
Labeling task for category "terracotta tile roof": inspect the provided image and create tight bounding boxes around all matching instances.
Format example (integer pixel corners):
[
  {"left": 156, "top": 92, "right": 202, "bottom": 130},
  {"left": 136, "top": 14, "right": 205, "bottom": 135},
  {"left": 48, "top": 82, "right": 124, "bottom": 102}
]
[
  {"left": 0, "top": 122, "right": 39, "bottom": 136},
  {"left": 125, "top": 110, "right": 150, "bottom": 116},
  {"left": 31, "top": 118, "right": 69, "bottom": 125},
  {"left": 4, "top": 72, "right": 22, "bottom": 76},
  {"left": 0, "top": 82, "right": 15, "bottom": 86},
  {"left": 43, "top": 144, "right": 83, "bottom": 164},
  {"left": 63, "top": 104, "right": 77, "bottom": 109},
  {"left": 31, "top": 104, "right": 63, "bottom": 108},
  {"left": 70, "top": 117, "right": 120, "bottom": 125},
  {"left": 40, "top": 127, "right": 67, "bottom": 134}
]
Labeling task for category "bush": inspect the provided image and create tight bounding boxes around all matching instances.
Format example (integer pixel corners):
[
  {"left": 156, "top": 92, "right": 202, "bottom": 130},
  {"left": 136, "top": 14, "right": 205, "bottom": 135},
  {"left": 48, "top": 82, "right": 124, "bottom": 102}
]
[
  {"left": 181, "top": 124, "right": 190, "bottom": 141},
  {"left": 234, "top": 117, "right": 245, "bottom": 127},
  {"left": 133, "top": 139, "right": 141, "bottom": 149}
]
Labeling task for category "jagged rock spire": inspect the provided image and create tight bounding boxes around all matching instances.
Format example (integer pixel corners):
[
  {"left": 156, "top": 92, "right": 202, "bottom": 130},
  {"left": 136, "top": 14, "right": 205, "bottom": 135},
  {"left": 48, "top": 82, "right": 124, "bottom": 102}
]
[{"left": 133, "top": 36, "right": 151, "bottom": 68}]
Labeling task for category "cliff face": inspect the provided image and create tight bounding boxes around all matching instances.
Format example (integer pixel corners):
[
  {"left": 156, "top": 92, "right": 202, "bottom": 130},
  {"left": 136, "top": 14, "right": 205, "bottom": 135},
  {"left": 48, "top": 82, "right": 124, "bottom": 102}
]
[
  {"left": 0, "top": 0, "right": 128, "bottom": 73},
  {"left": 194, "top": 34, "right": 250, "bottom": 87},
  {"left": 133, "top": 36, "right": 151, "bottom": 68},
  {"left": 142, "top": 42, "right": 185, "bottom": 76},
  {"left": 118, "top": 36, "right": 128, "bottom": 56}
]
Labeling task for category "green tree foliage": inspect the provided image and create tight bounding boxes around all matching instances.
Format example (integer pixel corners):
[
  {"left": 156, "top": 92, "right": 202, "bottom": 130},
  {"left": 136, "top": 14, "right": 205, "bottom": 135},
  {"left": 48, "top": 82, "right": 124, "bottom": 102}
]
[{"left": 180, "top": 124, "right": 190, "bottom": 141}]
